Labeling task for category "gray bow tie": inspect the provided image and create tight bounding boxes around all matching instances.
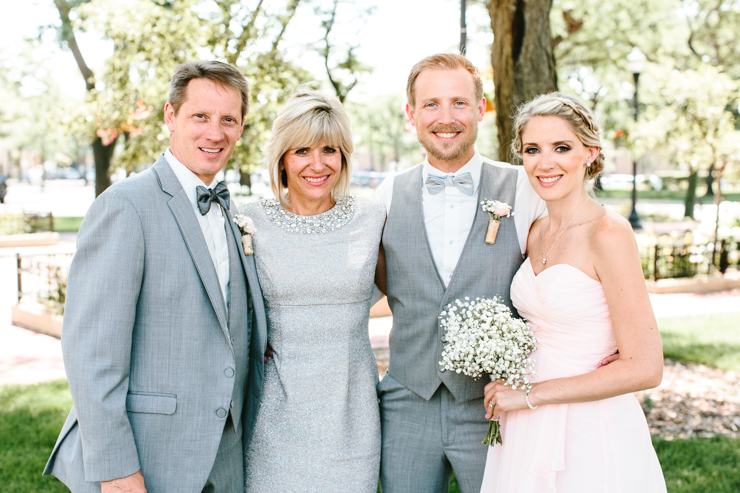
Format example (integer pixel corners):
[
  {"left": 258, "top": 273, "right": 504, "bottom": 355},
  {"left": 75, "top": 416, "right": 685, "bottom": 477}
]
[
  {"left": 424, "top": 172, "right": 475, "bottom": 196},
  {"left": 196, "top": 181, "right": 230, "bottom": 215}
]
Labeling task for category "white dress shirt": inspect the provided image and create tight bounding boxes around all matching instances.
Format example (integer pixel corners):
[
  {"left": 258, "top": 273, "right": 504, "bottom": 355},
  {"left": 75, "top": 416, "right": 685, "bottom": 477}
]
[
  {"left": 374, "top": 149, "right": 547, "bottom": 287},
  {"left": 165, "top": 149, "right": 230, "bottom": 312}
]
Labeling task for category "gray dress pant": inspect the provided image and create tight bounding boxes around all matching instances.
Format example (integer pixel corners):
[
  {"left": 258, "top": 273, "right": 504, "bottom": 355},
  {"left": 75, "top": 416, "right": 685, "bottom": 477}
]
[
  {"left": 378, "top": 374, "right": 489, "bottom": 493},
  {"left": 202, "top": 418, "right": 243, "bottom": 493}
]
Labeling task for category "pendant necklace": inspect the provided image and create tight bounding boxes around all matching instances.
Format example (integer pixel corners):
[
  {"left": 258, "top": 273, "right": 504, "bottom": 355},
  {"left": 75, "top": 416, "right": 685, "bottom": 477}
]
[{"left": 540, "top": 196, "right": 591, "bottom": 265}]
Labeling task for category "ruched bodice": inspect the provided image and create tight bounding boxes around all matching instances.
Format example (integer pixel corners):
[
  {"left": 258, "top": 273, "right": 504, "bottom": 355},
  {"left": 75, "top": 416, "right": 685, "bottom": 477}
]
[
  {"left": 512, "top": 259, "right": 616, "bottom": 378},
  {"left": 481, "top": 259, "right": 666, "bottom": 493}
]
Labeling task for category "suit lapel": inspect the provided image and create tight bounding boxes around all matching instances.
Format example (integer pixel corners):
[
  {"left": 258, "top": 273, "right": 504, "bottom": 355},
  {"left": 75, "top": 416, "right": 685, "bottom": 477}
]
[
  {"left": 225, "top": 207, "right": 267, "bottom": 354},
  {"left": 152, "top": 158, "right": 230, "bottom": 342}
]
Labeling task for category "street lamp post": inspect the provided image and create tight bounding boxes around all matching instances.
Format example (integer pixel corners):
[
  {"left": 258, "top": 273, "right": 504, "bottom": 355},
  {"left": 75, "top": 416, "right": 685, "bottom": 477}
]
[
  {"left": 627, "top": 47, "right": 646, "bottom": 230},
  {"left": 460, "top": 0, "right": 467, "bottom": 55}
]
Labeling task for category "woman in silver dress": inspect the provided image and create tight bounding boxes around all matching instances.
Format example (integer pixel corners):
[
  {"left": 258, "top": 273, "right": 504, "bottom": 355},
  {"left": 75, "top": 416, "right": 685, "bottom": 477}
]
[{"left": 241, "top": 90, "right": 385, "bottom": 492}]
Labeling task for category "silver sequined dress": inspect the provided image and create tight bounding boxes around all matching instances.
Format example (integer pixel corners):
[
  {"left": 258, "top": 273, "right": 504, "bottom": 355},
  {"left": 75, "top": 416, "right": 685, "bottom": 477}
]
[{"left": 241, "top": 196, "right": 385, "bottom": 492}]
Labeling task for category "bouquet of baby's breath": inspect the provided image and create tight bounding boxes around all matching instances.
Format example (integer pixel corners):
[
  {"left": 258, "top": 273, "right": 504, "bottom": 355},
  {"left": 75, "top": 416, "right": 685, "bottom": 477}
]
[{"left": 439, "top": 296, "right": 537, "bottom": 445}]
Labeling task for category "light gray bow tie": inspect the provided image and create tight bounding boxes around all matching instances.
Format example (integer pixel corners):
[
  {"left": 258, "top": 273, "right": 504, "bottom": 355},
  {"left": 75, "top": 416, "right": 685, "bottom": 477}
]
[{"left": 424, "top": 172, "right": 475, "bottom": 196}]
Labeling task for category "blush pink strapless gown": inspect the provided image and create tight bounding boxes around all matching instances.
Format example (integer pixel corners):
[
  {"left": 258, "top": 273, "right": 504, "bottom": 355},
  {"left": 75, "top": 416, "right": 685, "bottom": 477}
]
[{"left": 480, "top": 258, "right": 666, "bottom": 493}]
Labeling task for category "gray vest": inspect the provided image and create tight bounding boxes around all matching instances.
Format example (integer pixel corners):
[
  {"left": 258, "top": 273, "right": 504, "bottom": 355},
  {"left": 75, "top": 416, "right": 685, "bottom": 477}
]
[
  {"left": 382, "top": 162, "right": 523, "bottom": 402},
  {"left": 225, "top": 221, "right": 252, "bottom": 428}
]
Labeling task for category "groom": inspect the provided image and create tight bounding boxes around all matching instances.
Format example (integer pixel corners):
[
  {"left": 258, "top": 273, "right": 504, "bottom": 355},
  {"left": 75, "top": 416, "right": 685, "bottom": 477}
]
[
  {"left": 44, "top": 61, "right": 267, "bottom": 492},
  {"left": 374, "top": 53, "right": 546, "bottom": 492}
]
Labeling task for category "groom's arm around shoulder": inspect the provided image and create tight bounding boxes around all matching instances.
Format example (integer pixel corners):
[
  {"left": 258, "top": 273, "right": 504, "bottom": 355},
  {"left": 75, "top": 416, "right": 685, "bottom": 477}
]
[{"left": 61, "top": 186, "right": 146, "bottom": 482}]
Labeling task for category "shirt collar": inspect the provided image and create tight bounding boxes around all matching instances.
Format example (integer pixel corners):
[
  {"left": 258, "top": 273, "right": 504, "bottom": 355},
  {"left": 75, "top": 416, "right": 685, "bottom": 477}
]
[
  {"left": 422, "top": 148, "right": 483, "bottom": 193},
  {"left": 165, "top": 148, "right": 215, "bottom": 210}
]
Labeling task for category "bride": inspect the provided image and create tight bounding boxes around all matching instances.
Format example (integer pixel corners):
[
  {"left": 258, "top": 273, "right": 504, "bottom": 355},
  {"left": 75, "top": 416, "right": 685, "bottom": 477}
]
[{"left": 480, "top": 92, "right": 666, "bottom": 492}]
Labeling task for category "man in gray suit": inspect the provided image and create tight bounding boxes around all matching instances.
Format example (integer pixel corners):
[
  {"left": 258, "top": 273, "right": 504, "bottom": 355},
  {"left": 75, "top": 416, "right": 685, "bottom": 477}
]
[
  {"left": 374, "top": 54, "right": 547, "bottom": 492},
  {"left": 44, "top": 61, "right": 267, "bottom": 493}
]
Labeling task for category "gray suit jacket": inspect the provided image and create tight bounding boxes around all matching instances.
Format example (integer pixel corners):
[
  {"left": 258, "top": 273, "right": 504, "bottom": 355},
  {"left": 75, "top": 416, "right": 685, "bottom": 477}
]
[{"left": 43, "top": 156, "right": 267, "bottom": 492}]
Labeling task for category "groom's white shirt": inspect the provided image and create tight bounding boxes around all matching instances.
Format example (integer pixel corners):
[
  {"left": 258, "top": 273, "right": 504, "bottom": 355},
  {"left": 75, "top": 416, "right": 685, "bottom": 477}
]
[
  {"left": 165, "top": 149, "right": 230, "bottom": 311},
  {"left": 375, "top": 149, "right": 546, "bottom": 287}
]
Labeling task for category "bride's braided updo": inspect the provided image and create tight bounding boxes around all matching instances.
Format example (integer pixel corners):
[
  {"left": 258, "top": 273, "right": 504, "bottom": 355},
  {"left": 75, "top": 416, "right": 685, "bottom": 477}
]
[{"left": 511, "top": 92, "right": 604, "bottom": 180}]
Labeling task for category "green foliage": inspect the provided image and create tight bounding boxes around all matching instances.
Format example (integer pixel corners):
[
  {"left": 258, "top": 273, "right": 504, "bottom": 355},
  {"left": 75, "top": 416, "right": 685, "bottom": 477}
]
[
  {"left": 594, "top": 189, "right": 740, "bottom": 202},
  {"left": 347, "top": 95, "right": 421, "bottom": 170},
  {"left": 0, "top": 46, "right": 83, "bottom": 166},
  {"left": 658, "top": 312, "right": 740, "bottom": 372},
  {"left": 0, "top": 380, "right": 73, "bottom": 493},
  {"left": 69, "top": 0, "right": 311, "bottom": 174},
  {"left": 654, "top": 436, "right": 740, "bottom": 493},
  {"left": 53, "top": 216, "right": 85, "bottom": 233},
  {"left": 313, "top": 0, "right": 375, "bottom": 103},
  {"left": 681, "top": 0, "right": 740, "bottom": 79}
]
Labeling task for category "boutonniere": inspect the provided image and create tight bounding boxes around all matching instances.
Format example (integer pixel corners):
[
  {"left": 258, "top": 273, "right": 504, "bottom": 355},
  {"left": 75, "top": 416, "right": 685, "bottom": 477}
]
[
  {"left": 480, "top": 199, "right": 513, "bottom": 245},
  {"left": 233, "top": 214, "right": 256, "bottom": 256}
]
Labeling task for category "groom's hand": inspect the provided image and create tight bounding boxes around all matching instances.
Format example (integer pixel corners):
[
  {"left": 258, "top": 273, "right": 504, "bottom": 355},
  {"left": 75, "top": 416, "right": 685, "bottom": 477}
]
[{"left": 101, "top": 470, "right": 146, "bottom": 493}]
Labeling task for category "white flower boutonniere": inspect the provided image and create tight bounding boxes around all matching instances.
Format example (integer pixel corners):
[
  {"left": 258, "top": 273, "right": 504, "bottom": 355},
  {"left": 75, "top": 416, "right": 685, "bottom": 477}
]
[
  {"left": 233, "top": 214, "right": 256, "bottom": 256},
  {"left": 481, "top": 199, "right": 513, "bottom": 245}
]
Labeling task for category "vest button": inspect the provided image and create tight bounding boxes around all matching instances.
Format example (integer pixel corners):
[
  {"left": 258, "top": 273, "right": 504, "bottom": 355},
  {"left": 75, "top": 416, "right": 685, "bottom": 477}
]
[
  {"left": 225, "top": 367, "right": 235, "bottom": 377},
  {"left": 216, "top": 408, "right": 227, "bottom": 418}
]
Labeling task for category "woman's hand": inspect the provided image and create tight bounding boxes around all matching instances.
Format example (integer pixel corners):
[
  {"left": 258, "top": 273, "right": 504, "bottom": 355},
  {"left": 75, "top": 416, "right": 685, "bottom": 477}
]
[{"left": 484, "top": 380, "right": 530, "bottom": 420}]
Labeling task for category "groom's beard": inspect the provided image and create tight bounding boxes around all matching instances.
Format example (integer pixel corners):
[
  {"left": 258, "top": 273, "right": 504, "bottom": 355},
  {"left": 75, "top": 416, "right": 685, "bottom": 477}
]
[{"left": 417, "top": 123, "right": 478, "bottom": 163}]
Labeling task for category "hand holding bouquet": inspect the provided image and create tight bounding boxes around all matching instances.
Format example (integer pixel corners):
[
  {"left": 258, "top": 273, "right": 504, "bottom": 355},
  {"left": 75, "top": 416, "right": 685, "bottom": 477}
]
[{"left": 439, "top": 296, "right": 537, "bottom": 445}]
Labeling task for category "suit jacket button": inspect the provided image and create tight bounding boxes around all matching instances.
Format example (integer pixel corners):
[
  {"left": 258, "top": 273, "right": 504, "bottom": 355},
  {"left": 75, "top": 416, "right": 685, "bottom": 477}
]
[
  {"left": 216, "top": 408, "right": 227, "bottom": 418},
  {"left": 225, "top": 367, "right": 235, "bottom": 378}
]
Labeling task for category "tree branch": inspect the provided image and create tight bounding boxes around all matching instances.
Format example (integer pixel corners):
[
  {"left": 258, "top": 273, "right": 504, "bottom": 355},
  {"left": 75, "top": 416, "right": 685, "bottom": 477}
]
[
  {"left": 271, "top": 0, "right": 301, "bottom": 53},
  {"left": 54, "top": 0, "right": 95, "bottom": 91},
  {"left": 230, "top": 0, "right": 266, "bottom": 64}
]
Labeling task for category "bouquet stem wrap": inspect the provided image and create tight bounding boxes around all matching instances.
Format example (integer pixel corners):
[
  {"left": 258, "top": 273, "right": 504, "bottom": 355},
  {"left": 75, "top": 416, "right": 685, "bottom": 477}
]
[
  {"left": 241, "top": 235, "right": 253, "bottom": 256},
  {"left": 483, "top": 375, "right": 502, "bottom": 446},
  {"left": 485, "top": 219, "right": 500, "bottom": 245}
]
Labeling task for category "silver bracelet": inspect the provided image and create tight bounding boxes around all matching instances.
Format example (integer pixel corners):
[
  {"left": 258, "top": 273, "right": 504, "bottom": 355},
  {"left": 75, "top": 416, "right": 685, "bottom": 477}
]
[{"left": 525, "top": 389, "right": 537, "bottom": 410}]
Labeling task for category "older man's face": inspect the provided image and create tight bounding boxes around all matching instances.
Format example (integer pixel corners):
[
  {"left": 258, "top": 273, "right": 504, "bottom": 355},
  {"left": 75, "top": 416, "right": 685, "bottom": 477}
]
[
  {"left": 406, "top": 68, "right": 485, "bottom": 171},
  {"left": 164, "top": 78, "right": 244, "bottom": 185}
]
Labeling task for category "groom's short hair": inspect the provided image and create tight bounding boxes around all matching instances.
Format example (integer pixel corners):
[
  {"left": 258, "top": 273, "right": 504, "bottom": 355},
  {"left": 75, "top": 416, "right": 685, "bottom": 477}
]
[
  {"left": 168, "top": 61, "right": 250, "bottom": 122},
  {"left": 406, "top": 53, "right": 483, "bottom": 109}
]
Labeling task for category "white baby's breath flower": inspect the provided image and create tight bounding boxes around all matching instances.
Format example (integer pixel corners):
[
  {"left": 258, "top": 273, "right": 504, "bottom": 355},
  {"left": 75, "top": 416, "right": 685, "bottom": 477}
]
[
  {"left": 438, "top": 296, "right": 537, "bottom": 387},
  {"left": 233, "top": 214, "right": 256, "bottom": 235}
]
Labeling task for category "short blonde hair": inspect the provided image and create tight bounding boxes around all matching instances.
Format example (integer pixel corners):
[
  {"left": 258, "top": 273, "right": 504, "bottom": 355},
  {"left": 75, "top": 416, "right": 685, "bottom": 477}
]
[
  {"left": 264, "top": 90, "right": 353, "bottom": 207},
  {"left": 406, "top": 53, "right": 484, "bottom": 108},
  {"left": 512, "top": 92, "right": 604, "bottom": 180}
]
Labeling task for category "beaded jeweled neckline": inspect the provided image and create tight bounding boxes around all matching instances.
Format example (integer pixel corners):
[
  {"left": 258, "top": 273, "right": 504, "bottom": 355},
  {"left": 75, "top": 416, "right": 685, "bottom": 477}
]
[{"left": 262, "top": 196, "right": 356, "bottom": 234}]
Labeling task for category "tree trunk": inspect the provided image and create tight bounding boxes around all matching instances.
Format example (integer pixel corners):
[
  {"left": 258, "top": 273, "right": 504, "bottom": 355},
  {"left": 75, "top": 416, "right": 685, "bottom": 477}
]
[
  {"left": 702, "top": 164, "right": 714, "bottom": 198},
  {"left": 684, "top": 168, "right": 699, "bottom": 219},
  {"left": 55, "top": 0, "right": 116, "bottom": 197},
  {"left": 240, "top": 168, "right": 252, "bottom": 195},
  {"left": 488, "top": 0, "right": 558, "bottom": 163},
  {"left": 92, "top": 137, "right": 115, "bottom": 197}
]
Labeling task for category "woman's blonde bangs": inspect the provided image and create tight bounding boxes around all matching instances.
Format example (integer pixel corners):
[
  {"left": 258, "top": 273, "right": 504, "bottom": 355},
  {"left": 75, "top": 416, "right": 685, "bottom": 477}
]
[{"left": 265, "top": 90, "right": 354, "bottom": 208}]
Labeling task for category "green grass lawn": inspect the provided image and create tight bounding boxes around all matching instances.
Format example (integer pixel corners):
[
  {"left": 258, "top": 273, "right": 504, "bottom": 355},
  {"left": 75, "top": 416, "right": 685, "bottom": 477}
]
[
  {"left": 0, "top": 380, "right": 72, "bottom": 493},
  {"left": 3, "top": 382, "right": 738, "bottom": 493},
  {"left": 53, "top": 217, "right": 84, "bottom": 233},
  {"left": 658, "top": 312, "right": 740, "bottom": 372},
  {"left": 654, "top": 436, "right": 740, "bottom": 493}
]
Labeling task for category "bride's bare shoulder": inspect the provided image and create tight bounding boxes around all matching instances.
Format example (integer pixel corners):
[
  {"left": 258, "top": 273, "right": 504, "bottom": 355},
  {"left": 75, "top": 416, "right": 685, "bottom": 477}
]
[{"left": 590, "top": 206, "right": 638, "bottom": 255}]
